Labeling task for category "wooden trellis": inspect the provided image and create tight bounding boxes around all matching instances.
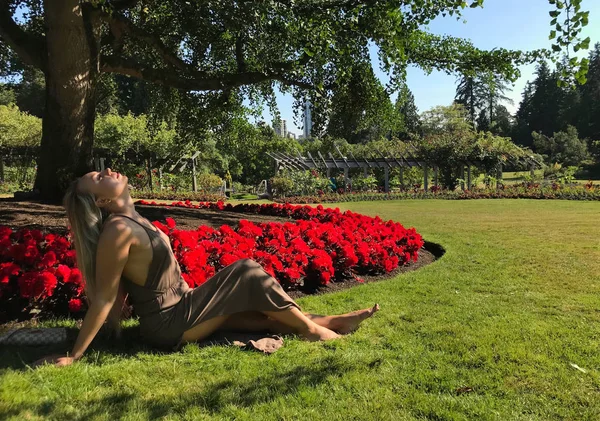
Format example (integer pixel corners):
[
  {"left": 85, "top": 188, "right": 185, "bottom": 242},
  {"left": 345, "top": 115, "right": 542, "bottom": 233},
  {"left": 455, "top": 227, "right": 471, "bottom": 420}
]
[{"left": 267, "top": 146, "right": 542, "bottom": 193}]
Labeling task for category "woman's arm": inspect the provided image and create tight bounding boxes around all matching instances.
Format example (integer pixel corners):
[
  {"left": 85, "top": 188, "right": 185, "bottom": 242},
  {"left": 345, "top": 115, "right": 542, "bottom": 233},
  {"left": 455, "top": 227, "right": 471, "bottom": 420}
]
[
  {"left": 33, "top": 220, "right": 132, "bottom": 367},
  {"left": 106, "top": 283, "right": 129, "bottom": 337}
]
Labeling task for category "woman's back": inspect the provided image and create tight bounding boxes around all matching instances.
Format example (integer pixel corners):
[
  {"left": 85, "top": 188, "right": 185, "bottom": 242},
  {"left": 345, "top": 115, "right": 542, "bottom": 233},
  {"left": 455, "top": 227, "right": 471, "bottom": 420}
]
[{"left": 105, "top": 214, "right": 190, "bottom": 317}]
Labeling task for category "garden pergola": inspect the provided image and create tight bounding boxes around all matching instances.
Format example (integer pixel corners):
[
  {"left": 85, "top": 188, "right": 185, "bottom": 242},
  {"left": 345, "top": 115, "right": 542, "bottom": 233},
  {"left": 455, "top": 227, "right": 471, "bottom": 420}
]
[{"left": 266, "top": 145, "right": 543, "bottom": 193}]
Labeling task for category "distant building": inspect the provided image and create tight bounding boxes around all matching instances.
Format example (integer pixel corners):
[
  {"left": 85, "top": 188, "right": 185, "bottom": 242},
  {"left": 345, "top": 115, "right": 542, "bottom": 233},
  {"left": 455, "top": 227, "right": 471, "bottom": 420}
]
[
  {"left": 303, "top": 100, "right": 312, "bottom": 139},
  {"left": 287, "top": 132, "right": 296, "bottom": 139},
  {"left": 273, "top": 118, "right": 288, "bottom": 137}
]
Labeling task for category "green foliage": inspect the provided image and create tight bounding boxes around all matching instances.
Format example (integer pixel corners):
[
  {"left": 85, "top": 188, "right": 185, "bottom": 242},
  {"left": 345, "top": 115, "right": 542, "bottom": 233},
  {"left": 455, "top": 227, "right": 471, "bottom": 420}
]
[
  {"left": 269, "top": 176, "right": 294, "bottom": 197},
  {"left": 547, "top": 0, "right": 591, "bottom": 86},
  {"left": 417, "top": 104, "right": 478, "bottom": 189},
  {"left": 394, "top": 83, "right": 422, "bottom": 139},
  {"left": 14, "top": 67, "right": 45, "bottom": 118},
  {"left": 94, "top": 112, "right": 177, "bottom": 158},
  {"left": 0, "top": 84, "right": 15, "bottom": 105},
  {"left": 0, "top": 165, "right": 36, "bottom": 193},
  {"left": 0, "top": 104, "right": 42, "bottom": 148},
  {"left": 285, "top": 170, "right": 331, "bottom": 196},
  {"left": 417, "top": 104, "right": 530, "bottom": 189},
  {"left": 325, "top": 63, "right": 400, "bottom": 143},
  {"left": 214, "top": 118, "right": 300, "bottom": 186},
  {"left": 532, "top": 125, "right": 591, "bottom": 166},
  {"left": 455, "top": 72, "right": 513, "bottom": 131},
  {"left": 351, "top": 175, "right": 378, "bottom": 192},
  {"left": 94, "top": 113, "right": 150, "bottom": 155},
  {"left": 195, "top": 173, "right": 223, "bottom": 192}
]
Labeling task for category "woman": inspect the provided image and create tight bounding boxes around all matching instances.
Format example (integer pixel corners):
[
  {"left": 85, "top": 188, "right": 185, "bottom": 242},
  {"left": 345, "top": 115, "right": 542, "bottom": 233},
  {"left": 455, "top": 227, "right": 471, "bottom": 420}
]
[{"left": 35, "top": 168, "right": 379, "bottom": 367}]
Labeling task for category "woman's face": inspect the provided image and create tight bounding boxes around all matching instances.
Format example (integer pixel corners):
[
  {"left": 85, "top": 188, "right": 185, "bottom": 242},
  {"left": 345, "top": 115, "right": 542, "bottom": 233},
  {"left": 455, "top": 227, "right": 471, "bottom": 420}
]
[{"left": 78, "top": 168, "right": 129, "bottom": 203}]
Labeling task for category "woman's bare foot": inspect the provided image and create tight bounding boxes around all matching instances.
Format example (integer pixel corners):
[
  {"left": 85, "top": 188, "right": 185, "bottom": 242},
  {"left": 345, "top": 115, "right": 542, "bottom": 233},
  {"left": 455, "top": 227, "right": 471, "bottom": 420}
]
[
  {"left": 302, "top": 324, "right": 341, "bottom": 341},
  {"left": 333, "top": 304, "right": 380, "bottom": 334}
]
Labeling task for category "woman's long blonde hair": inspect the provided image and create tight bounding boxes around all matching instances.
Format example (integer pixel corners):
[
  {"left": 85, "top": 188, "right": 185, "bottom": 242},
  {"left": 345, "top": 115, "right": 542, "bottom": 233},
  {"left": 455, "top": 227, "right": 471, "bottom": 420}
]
[{"left": 63, "top": 179, "right": 119, "bottom": 329}]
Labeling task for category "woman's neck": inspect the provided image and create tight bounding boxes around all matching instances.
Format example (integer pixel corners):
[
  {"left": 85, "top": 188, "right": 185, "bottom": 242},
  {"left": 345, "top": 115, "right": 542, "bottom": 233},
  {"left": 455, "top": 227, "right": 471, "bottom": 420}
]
[{"left": 105, "top": 191, "right": 137, "bottom": 216}]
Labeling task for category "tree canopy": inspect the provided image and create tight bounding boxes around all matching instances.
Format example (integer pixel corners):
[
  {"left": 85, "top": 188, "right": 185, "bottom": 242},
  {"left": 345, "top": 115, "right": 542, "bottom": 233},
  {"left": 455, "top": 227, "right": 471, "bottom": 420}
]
[{"left": 0, "top": 0, "right": 592, "bottom": 199}]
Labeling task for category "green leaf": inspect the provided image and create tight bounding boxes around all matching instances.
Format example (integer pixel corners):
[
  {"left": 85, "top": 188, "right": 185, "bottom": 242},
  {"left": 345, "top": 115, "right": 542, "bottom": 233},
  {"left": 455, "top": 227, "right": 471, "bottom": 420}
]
[
  {"left": 549, "top": 30, "right": 557, "bottom": 40},
  {"left": 549, "top": 10, "right": 561, "bottom": 18},
  {"left": 303, "top": 48, "right": 315, "bottom": 57}
]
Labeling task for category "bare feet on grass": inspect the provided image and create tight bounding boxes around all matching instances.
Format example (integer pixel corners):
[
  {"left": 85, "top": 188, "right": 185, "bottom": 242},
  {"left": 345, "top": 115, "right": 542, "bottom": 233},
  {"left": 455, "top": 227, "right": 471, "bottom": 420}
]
[
  {"left": 333, "top": 304, "right": 380, "bottom": 334},
  {"left": 303, "top": 324, "right": 341, "bottom": 341}
]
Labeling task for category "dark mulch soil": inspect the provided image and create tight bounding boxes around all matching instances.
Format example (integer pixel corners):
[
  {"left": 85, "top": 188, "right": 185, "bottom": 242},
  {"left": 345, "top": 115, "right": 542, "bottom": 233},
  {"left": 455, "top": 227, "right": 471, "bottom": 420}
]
[{"left": 0, "top": 198, "right": 443, "bottom": 300}]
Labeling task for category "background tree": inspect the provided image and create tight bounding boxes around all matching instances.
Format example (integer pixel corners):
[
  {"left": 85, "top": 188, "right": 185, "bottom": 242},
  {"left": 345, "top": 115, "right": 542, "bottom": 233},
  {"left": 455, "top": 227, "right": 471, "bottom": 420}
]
[
  {"left": 394, "top": 83, "right": 422, "bottom": 139},
  {"left": 454, "top": 75, "right": 482, "bottom": 124},
  {"left": 325, "top": 63, "right": 399, "bottom": 143},
  {"left": 0, "top": 103, "right": 41, "bottom": 148},
  {"left": 532, "top": 125, "right": 591, "bottom": 167},
  {"left": 576, "top": 43, "right": 600, "bottom": 142}
]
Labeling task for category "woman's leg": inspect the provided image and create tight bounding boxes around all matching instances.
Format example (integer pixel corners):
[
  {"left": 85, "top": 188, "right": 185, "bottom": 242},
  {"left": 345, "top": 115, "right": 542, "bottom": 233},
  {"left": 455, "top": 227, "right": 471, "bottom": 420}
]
[
  {"left": 217, "top": 304, "right": 381, "bottom": 336},
  {"left": 180, "top": 307, "right": 339, "bottom": 344},
  {"left": 180, "top": 315, "right": 230, "bottom": 343},
  {"left": 304, "top": 304, "right": 380, "bottom": 334}
]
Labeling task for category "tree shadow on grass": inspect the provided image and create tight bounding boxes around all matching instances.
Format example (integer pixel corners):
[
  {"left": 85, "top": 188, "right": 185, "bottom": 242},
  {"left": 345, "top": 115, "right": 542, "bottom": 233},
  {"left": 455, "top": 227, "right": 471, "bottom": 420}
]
[{"left": 0, "top": 354, "right": 358, "bottom": 419}]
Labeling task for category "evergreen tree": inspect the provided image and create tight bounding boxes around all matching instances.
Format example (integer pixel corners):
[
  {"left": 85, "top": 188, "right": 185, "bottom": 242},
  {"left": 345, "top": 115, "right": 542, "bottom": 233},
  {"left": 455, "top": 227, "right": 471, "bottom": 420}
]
[
  {"left": 576, "top": 43, "right": 600, "bottom": 142},
  {"left": 455, "top": 75, "right": 483, "bottom": 124},
  {"left": 395, "top": 84, "right": 421, "bottom": 139}
]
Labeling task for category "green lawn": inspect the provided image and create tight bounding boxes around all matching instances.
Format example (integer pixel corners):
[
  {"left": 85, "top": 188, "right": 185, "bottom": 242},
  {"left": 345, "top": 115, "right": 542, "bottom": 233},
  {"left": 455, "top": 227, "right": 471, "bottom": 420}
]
[{"left": 2, "top": 200, "right": 600, "bottom": 420}]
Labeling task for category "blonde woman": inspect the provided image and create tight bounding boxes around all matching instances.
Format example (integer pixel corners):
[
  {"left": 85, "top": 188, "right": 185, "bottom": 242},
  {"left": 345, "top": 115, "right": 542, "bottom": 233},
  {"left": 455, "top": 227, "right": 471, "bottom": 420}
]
[{"left": 35, "top": 168, "right": 379, "bottom": 367}]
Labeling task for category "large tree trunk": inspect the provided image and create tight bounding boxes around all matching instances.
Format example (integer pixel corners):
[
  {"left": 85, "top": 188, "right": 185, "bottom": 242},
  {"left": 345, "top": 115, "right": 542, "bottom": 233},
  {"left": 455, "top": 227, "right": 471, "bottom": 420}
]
[{"left": 34, "top": 0, "right": 100, "bottom": 202}]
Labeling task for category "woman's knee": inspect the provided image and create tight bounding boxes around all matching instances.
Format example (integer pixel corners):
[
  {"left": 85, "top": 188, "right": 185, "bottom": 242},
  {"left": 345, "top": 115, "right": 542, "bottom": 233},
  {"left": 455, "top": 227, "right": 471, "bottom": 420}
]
[{"left": 237, "top": 258, "right": 262, "bottom": 269}]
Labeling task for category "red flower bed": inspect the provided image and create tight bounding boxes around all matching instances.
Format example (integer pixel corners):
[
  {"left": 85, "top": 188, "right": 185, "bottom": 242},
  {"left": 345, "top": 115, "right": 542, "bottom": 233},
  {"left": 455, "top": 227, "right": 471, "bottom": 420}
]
[{"left": 0, "top": 201, "right": 423, "bottom": 322}]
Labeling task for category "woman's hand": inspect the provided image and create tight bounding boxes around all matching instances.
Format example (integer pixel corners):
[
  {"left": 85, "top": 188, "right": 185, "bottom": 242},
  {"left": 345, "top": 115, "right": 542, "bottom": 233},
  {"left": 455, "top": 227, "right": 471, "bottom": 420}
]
[{"left": 32, "top": 354, "right": 75, "bottom": 368}]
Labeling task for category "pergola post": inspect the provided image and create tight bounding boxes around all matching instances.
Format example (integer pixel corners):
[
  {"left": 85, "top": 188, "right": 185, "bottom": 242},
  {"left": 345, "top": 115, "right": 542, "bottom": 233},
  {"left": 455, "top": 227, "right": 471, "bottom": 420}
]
[
  {"left": 158, "top": 167, "right": 163, "bottom": 191},
  {"left": 530, "top": 162, "right": 535, "bottom": 178},
  {"left": 344, "top": 167, "right": 349, "bottom": 190},
  {"left": 191, "top": 157, "right": 197, "bottom": 192},
  {"left": 496, "top": 162, "right": 503, "bottom": 190},
  {"left": 434, "top": 166, "right": 439, "bottom": 188},
  {"left": 384, "top": 167, "right": 389, "bottom": 193},
  {"left": 467, "top": 166, "right": 472, "bottom": 190},
  {"left": 147, "top": 157, "right": 154, "bottom": 192},
  {"left": 399, "top": 167, "right": 404, "bottom": 187},
  {"left": 424, "top": 166, "right": 429, "bottom": 192}
]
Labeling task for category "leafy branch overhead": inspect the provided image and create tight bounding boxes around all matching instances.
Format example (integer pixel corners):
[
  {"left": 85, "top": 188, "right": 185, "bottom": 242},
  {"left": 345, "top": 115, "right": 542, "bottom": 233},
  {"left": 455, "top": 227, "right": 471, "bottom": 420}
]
[
  {"left": 0, "top": 0, "right": 588, "bottom": 103},
  {"left": 548, "top": 0, "right": 591, "bottom": 85}
]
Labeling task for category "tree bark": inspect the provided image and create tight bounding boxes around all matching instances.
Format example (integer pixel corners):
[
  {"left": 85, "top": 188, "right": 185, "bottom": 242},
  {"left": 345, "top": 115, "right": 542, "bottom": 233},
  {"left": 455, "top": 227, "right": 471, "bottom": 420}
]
[{"left": 34, "top": 0, "right": 100, "bottom": 201}]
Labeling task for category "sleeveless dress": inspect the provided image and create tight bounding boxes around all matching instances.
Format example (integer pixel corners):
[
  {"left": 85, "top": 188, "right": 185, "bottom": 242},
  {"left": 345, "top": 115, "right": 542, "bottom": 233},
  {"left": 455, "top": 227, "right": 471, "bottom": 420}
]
[{"left": 108, "top": 214, "right": 301, "bottom": 349}]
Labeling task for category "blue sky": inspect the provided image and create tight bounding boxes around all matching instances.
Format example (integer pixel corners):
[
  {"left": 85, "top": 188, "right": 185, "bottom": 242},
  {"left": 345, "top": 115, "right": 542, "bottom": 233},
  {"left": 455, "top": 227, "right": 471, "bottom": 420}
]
[{"left": 265, "top": 0, "right": 600, "bottom": 134}]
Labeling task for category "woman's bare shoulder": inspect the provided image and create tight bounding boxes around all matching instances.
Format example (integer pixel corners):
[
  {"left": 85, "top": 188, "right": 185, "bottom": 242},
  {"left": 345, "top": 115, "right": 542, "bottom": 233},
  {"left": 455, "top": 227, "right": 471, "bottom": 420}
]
[{"left": 101, "top": 216, "right": 135, "bottom": 242}]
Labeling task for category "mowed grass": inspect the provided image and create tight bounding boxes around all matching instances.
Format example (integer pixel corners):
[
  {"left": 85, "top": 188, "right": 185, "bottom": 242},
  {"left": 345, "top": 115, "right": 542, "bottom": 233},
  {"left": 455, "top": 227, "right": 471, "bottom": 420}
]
[{"left": 1, "top": 200, "right": 600, "bottom": 420}]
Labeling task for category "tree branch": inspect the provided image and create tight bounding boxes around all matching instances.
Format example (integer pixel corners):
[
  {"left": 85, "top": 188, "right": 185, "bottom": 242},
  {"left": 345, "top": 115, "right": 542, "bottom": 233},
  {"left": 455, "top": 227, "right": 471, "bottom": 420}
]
[
  {"left": 108, "top": 0, "right": 140, "bottom": 12},
  {"left": 96, "top": 9, "right": 190, "bottom": 72},
  {"left": 101, "top": 55, "right": 315, "bottom": 91},
  {"left": 235, "top": 36, "right": 246, "bottom": 73},
  {"left": 0, "top": 0, "right": 46, "bottom": 72}
]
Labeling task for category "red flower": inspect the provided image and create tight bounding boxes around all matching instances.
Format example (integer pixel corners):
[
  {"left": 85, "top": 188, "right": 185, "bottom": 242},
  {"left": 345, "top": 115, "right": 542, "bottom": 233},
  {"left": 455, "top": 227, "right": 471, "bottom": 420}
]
[
  {"left": 165, "top": 217, "right": 176, "bottom": 229},
  {"left": 55, "top": 264, "right": 71, "bottom": 282},
  {"left": 0, "top": 262, "right": 20, "bottom": 284},
  {"left": 39, "top": 251, "right": 57, "bottom": 269},
  {"left": 68, "top": 298, "right": 83, "bottom": 313},
  {"left": 18, "top": 271, "right": 57, "bottom": 298}
]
